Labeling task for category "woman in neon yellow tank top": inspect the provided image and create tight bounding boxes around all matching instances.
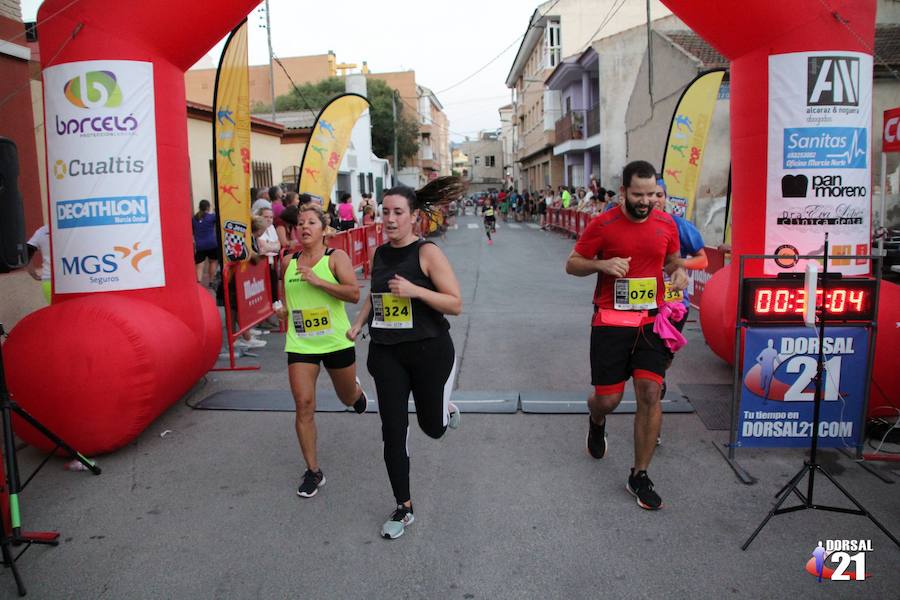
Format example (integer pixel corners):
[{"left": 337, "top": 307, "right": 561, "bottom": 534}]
[{"left": 276, "top": 204, "right": 369, "bottom": 499}]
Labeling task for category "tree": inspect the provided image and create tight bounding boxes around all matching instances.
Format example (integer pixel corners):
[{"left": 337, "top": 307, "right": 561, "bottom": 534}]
[{"left": 255, "top": 77, "right": 419, "bottom": 167}]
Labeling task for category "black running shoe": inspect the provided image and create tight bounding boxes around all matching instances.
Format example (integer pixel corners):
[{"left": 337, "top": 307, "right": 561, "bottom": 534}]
[
  {"left": 627, "top": 469, "right": 662, "bottom": 510},
  {"left": 586, "top": 416, "right": 607, "bottom": 459},
  {"left": 297, "top": 469, "right": 325, "bottom": 498},
  {"left": 352, "top": 377, "right": 369, "bottom": 414}
]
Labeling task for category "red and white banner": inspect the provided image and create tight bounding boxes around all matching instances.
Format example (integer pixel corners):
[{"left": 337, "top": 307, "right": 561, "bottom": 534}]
[
  {"left": 884, "top": 107, "right": 900, "bottom": 153},
  {"left": 234, "top": 260, "right": 272, "bottom": 328},
  {"left": 765, "top": 51, "right": 872, "bottom": 276},
  {"left": 45, "top": 60, "right": 164, "bottom": 293}
]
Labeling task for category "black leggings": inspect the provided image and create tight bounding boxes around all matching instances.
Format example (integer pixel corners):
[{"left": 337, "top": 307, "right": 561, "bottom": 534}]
[{"left": 367, "top": 332, "right": 456, "bottom": 504}]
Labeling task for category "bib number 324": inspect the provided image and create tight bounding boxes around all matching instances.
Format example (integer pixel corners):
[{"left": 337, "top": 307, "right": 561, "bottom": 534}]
[{"left": 371, "top": 293, "right": 413, "bottom": 329}]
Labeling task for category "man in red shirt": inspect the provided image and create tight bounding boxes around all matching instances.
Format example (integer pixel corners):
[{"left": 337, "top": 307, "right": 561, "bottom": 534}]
[{"left": 565, "top": 160, "right": 688, "bottom": 510}]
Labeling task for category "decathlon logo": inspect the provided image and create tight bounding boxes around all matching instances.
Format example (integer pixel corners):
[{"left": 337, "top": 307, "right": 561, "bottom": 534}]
[
  {"left": 64, "top": 71, "right": 123, "bottom": 109},
  {"left": 56, "top": 196, "right": 149, "bottom": 229},
  {"left": 783, "top": 127, "right": 866, "bottom": 169},
  {"left": 808, "top": 56, "right": 859, "bottom": 107}
]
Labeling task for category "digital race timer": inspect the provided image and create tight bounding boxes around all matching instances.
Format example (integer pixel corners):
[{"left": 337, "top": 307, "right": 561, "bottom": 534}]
[{"left": 741, "top": 278, "right": 877, "bottom": 323}]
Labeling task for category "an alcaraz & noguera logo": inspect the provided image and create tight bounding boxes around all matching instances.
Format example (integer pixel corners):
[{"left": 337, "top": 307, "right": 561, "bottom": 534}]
[
  {"left": 807, "top": 56, "right": 859, "bottom": 107},
  {"left": 64, "top": 71, "right": 122, "bottom": 109},
  {"left": 56, "top": 196, "right": 149, "bottom": 229}
]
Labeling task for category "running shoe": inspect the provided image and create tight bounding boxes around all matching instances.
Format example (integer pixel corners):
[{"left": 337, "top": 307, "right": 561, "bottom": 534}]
[
  {"left": 626, "top": 469, "right": 662, "bottom": 510},
  {"left": 235, "top": 337, "right": 266, "bottom": 348},
  {"left": 381, "top": 504, "right": 415, "bottom": 539},
  {"left": 448, "top": 403, "right": 461, "bottom": 430},
  {"left": 352, "top": 376, "right": 369, "bottom": 414},
  {"left": 487, "top": 239, "right": 493, "bottom": 245},
  {"left": 297, "top": 469, "right": 325, "bottom": 498},
  {"left": 586, "top": 416, "right": 607, "bottom": 459}
]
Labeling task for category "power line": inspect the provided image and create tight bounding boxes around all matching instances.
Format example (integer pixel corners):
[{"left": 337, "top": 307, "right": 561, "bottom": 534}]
[
  {"left": 816, "top": 0, "right": 900, "bottom": 83},
  {"left": 0, "top": 22, "right": 83, "bottom": 112},
  {"left": 271, "top": 53, "right": 317, "bottom": 111},
  {"left": 435, "top": 0, "right": 562, "bottom": 96},
  {"left": 3, "top": 0, "right": 81, "bottom": 45}
]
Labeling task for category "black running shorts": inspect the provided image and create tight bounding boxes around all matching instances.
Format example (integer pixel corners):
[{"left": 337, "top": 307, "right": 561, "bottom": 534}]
[
  {"left": 590, "top": 324, "right": 670, "bottom": 386},
  {"left": 287, "top": 346, "right": 356, "bottom": 369}
]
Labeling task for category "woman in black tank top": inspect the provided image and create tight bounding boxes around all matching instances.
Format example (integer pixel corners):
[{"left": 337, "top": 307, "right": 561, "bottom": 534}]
[{"left": 348, "top": 176, "right": 465, "bottom": 540}]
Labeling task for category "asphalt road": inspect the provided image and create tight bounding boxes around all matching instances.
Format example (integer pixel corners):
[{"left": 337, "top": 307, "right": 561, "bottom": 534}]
[{"left": 12, "top": 214, "right": 900, "bottom": 599}]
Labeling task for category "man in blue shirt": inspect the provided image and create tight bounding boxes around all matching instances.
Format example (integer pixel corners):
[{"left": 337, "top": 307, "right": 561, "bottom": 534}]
[{"left": 654, "top": 178, "right": 707, "bottom": 330}]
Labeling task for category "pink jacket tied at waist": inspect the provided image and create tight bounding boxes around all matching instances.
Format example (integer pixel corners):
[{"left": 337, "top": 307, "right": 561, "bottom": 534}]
[{"left": 653, "top": 302, "right": 688, "bottom": 353}]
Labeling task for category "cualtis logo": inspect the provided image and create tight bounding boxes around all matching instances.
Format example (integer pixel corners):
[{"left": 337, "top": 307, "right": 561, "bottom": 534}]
[{"left": 64, "top": 71, "right": 122, "bottom": 109}]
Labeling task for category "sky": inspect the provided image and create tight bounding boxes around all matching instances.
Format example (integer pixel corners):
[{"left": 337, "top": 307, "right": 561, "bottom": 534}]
[{"left": 21, "top": 0, "right": 540, "bottom": 142}]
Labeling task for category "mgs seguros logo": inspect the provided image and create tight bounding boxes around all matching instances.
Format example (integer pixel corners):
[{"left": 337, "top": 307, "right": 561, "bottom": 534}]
[{"left": 55, "top": 70, "right": 138, "bottom": 137}]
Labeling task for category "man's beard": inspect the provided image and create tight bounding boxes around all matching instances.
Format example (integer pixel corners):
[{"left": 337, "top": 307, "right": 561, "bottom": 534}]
[{"left": 624, "top": 199, "right": 650, "bottom": 220}]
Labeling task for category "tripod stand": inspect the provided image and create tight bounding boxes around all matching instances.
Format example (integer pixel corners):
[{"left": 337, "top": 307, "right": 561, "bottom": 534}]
[
  {"left": 0, "top": 323, "right": 101, "bottom": 596},
  {"left": 742, "top": 239, "right": 899, "bottom": 551}
]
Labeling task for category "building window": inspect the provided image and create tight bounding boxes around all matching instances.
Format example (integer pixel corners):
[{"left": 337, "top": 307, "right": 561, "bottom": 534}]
[
  {"left": 544, "top": 20, "right": 561, "bottom": 69},
  {"left": 474, "top": 156, "right": 480, "bottom": 166},
  {"left": 485, "top": 156, "right": 496, "bottom": 167},
  {"left": 252, "top": 161, "right": 273, "bottom": 188}
]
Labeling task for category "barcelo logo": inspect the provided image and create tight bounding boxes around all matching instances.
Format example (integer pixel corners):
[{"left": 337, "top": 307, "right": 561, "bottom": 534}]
[{"left": 63, "top": 71, "right": 123, "bottom": 109}]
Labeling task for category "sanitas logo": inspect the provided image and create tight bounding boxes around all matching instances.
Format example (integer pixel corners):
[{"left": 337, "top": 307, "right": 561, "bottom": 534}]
[
  {"left": 60, "top": 242, "right": 152, "bottom": 284},
  {"left": 56, "top": 196, "right": 149, "bottom": 229},
  {"left": 807, "top": 57, "right": 859, "bottom": 107},
  {"left": 783, "top": 127, "right": 866, "bottom": 169},
  {"left": 51, "top": 156, "right": 144, "bottom": 180},
  {"left": 64, "top": 71, "right": 123, "bottom": 109}
]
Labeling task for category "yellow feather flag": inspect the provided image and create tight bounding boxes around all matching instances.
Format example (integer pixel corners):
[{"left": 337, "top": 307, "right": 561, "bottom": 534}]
[
  {"left": 213, "top": 20, "right": 252, "bottom": 263},
  {"left": 299, "top": 93, "right": 370, "bottom": 209},
  {"left": 661, "top": 69, "right": 725, "bottom": 221}
]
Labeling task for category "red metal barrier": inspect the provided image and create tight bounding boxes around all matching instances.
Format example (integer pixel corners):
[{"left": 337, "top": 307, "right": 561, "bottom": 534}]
[
  {"left": 213, "top": 259, "right": 275, "bottom": 371},
  {"left": 546, "top": 208, "right": 593, "bottom": 238}
]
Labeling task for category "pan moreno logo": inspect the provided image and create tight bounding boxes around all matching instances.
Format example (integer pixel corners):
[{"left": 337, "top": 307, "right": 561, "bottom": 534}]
[{"left": 63, "top": 71, "right": 122, "bottom": 109}]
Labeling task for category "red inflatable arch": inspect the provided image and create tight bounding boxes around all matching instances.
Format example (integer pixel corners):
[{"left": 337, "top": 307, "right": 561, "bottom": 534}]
[
  {"left": 662, "top": 0, "right": 898, "bottom": 414},
  {"left": 3, "top": 0, "right": 259, "bottom": 454}
]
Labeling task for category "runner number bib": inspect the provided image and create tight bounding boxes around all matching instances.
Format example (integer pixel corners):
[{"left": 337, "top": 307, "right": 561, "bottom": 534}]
[
  {"left": 371, "top": 293, "right": 413, "bottom": 329},
  {"left": 292, "top": 307, "right": 333, "bottom": 337},
  {"left": 663, "top": 281, "right": 684, "bottom": 303},
  {"left": 613, "top": 277, "right": 657, "bottom": 310}
]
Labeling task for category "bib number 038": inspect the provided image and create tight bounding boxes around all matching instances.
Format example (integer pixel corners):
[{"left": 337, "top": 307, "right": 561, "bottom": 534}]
[{"left": 292, "top": 307, "right": 332, "bottom": 337}]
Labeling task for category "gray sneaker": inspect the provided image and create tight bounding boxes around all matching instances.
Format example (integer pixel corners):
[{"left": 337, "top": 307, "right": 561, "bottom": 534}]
[
  {"left": 448, "top": 403, "right": 461, "bottom": 430},
  {"left": 381, "top": 504, "right": 415, "bottom": 539}
]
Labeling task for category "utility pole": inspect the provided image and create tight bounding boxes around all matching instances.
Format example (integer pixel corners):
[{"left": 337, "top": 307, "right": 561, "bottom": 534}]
[
  {"left": 264, "top": 0, "right": 277, "bottom": 123},
  {"left": 392, "top": 90, "right": 399, "bottom": 180}
]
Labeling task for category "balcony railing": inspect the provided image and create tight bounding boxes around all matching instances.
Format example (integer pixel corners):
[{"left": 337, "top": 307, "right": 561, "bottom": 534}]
[
  {"left": 555, "top": 106, "right": 600, "bottom": 144},
  {"left": 555, "top": 110, "right": 585, "bottom": 143},
  {"left": 586, "top": 104, "right": 600, "bottom": 138}
]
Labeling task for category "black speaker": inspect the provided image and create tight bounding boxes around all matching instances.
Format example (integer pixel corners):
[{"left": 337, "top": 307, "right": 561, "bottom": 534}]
[{"left": 0, "top": 137, "right": 27, "bottom": 273}]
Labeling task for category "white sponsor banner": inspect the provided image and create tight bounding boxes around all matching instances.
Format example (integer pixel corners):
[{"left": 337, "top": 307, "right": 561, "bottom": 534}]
[
  {"left": 44, "top": 60, "right": 164, "bottom": 293},
  {"left": 766, "top": 52, "right": 872, "bottom": 276}
]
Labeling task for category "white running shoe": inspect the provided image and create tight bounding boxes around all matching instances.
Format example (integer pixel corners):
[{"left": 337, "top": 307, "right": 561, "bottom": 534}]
[{"left": 448, "top": 403, "right": 461, "bottom": 430}]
